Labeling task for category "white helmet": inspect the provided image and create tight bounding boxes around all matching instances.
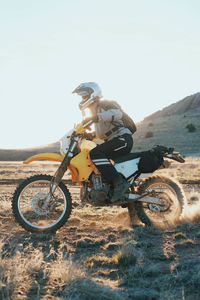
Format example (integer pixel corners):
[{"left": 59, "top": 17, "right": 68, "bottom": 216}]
[{"left": 72, "top": 82, "right": 102, "bottom": 111}]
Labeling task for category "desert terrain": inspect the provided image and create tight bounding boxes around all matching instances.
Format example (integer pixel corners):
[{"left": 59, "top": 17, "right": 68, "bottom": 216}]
[
  {"left": 0, "top": 157, "right": 200, "bottom": 299},
  {"left": 0, "top": 93, "right": 200, "bottom": 299}
]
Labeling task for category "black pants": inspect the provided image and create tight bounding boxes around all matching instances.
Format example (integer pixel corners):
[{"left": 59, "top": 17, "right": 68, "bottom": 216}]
[{"left": 90, "top": 134, "right": 133, "bottom": 183}]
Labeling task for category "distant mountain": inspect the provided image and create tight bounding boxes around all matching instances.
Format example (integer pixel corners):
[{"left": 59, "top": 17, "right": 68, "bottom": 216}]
[
  {"left": 0, "top": 142, "right": 60, "bottom": 161},
  {"left": 145, "top": 93, "right": 200, "bottom": 120}
]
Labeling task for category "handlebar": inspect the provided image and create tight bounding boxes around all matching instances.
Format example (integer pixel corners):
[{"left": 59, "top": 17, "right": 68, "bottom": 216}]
[
  {"left": 82, "top": 119, "right": 94, "bottom": 128},
  {"left": 74, "top": 120, "right": 93, "bottom": 135}
]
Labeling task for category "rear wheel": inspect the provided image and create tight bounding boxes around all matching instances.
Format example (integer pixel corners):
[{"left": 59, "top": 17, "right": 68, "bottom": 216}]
[
  {"left": 129, "top": 176, "right": 185, "bottom": 226},
  {"left": 12, "top": 174, "right": 72, "bottom": 233}
]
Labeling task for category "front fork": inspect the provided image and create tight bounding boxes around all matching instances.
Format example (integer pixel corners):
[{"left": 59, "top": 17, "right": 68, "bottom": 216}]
[{"left": 42, "top": 138, "right": 78, "bottom": 209}]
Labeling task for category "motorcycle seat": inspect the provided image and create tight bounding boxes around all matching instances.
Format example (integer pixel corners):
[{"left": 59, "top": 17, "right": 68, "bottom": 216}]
[{"left": 113, "top": 152, "right": 142, "bottom": 164}]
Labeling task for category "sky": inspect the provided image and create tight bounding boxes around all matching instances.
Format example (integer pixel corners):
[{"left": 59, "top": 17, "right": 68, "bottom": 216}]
[{"left": 1, "top": 0, "right": 200, "bottom": 149}]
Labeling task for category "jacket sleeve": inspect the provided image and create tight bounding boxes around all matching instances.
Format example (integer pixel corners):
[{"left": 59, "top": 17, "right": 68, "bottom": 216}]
[{"left": 97, "top": 109, "right": 123, "bottom": 122}]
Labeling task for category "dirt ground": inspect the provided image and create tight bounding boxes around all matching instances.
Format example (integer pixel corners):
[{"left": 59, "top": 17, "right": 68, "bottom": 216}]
[{"left": 0, "top": 159, "right": 200, "bottom": 299}]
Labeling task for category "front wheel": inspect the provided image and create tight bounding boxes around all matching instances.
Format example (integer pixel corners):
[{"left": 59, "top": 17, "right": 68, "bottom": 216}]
[
  {"left": 129, "top": 175, "right": 186, "bottom": 227},
  {"left": 12, "top": 174, "right": 72, "bottom": 233}
]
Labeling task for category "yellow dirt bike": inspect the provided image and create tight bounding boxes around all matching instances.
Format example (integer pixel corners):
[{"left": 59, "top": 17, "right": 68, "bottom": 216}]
[{"left": 12, "top": 119, "right": 186, "bottom": 233}]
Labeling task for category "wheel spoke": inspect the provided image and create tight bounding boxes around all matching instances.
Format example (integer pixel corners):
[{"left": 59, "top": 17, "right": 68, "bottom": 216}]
[
  {"left": 17, "top": 179, "right": 67, "bottom": 229},
  {"left": 133, "top": 176, "right": 185, "bottom": 226},
  {"left": 142, "top": 183, "right": 178, "bottom": 222},
  {"left": 12, "top": 175, "right": 72, "bottom": 233}
]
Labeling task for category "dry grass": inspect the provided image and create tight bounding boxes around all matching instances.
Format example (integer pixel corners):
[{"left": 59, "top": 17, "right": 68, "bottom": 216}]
[{"left": 0, "top": 159, "right": 200, "bottom": 299}]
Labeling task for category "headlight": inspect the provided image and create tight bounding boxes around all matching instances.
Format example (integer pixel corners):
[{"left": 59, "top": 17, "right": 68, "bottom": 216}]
[{"left": 60, "top": 129, "right": 74, "bottom": 154}]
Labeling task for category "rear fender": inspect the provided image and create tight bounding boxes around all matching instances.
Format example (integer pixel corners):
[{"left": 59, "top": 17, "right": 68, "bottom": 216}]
[
  {"left": 23, "top": 153, "right": 64, "bottom": 164},
  {"left": 115, "top": 158, "right": 140, "bottom": 178}
]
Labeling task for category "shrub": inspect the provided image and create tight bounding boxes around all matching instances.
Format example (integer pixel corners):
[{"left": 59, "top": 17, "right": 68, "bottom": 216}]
[
  {"left": 186, "top": 124, "right": 196, "bottom": 132},
  {"left": 145, "top": 131, "right": 154, "bottom": 138},
  {"left": 113, "top": 245, "right": 137, "bottom": 267}
]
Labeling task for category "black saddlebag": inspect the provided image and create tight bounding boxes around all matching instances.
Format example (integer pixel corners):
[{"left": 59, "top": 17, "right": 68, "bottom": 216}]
[{"left": 138, "top": 146, "right": 165, "bottom": 173}]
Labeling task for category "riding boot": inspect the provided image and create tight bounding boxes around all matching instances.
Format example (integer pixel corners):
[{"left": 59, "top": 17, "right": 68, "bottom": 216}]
[{"left": 111, "top": 175, "right": 129, "bottom": 202}]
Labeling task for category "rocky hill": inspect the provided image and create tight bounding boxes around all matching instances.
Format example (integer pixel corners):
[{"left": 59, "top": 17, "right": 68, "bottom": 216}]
[
  {"left": 133, "top": 92, "right": 200, "bottom": 156},
  {"left": 145, "top": 93, "right": 200, "bottom": 120},
  {"left": 0, "top": 92, "right": 199, "bottom": 160}
]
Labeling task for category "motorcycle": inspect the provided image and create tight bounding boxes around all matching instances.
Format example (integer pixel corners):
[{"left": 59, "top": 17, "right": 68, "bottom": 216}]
[{"left": 12, "top": 119, "right": 186, "bottom": 233}]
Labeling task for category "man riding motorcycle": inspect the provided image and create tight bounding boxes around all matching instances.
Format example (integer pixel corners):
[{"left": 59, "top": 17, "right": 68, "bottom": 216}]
[{"left": 72, "top": 82, "right": 134, "bottom": 201}]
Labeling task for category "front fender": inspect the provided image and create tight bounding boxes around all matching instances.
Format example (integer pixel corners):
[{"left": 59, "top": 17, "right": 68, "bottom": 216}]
[{"left": 24, "top": 153, "right": 64, "bottom": 164}]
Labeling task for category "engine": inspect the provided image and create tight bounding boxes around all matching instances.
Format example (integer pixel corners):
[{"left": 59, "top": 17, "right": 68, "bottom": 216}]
[{"left": 80, "top": 174, "right": 110, "bottom": 206}]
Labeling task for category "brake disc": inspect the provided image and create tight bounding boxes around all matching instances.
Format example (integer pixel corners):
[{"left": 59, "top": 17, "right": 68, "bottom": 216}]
[{"left": 32, "top": 193, "right": 50, "bottom": 216}]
